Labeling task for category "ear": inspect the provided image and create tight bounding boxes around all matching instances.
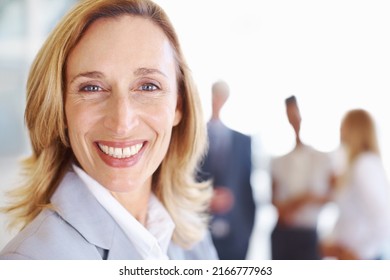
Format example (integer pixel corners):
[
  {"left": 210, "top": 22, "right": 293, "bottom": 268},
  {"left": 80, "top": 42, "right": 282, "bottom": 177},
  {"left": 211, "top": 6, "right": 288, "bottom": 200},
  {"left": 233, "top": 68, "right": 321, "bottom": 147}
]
[{"left": 173, "top": 94, "right": 182, "bottom": 126}]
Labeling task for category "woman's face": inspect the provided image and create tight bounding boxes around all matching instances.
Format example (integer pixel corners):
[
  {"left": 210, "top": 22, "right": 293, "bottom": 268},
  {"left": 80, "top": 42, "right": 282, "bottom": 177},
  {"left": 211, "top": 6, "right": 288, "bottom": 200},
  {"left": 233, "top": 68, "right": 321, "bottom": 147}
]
[{"left": 65, "top": 16, "right": 181, "bottom": 194}]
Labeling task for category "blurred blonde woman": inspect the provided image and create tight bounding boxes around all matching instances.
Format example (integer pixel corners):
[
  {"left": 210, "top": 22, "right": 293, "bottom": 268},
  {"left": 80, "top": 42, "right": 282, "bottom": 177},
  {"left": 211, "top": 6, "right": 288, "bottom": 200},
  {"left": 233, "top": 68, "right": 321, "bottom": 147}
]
[
  {"left": 0, "top": 0, "right": 217, "bottom": 260},
  {"left": 321, "top": 109, "right": 390, "bottom": 259}
]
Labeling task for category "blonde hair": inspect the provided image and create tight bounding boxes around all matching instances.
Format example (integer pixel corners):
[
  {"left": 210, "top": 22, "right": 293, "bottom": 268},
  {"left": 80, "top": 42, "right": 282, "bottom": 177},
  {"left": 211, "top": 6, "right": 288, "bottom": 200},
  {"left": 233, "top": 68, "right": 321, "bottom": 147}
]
[
  {"left": 4, "top": 0, "right": 211, "bottom": 249},
  {"left": 341, "top": 108, "right": 380, "bottom": 164}
]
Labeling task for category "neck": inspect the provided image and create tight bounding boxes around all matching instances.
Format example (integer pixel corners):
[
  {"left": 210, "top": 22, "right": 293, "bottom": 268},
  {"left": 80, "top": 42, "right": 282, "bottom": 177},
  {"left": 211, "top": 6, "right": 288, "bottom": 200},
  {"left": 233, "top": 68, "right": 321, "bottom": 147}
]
[
  {"left": 110, "top": 184, "right": 151, "bottom": 225},
  {"left": 211, "top": 111, "right": 220, "bottom": 121},
  {"left": 295, "top": 135, "right": 302, "bottom": 146}
]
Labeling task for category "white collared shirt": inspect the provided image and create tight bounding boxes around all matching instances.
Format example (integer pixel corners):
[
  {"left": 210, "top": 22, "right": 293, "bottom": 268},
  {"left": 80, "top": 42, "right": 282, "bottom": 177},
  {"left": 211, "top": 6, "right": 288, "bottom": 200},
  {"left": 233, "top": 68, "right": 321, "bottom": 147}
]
[
  {"left": 72, "top": 164, "right": 175, "bottom": 259},
  {"left": 330, "top": 152, "right": 390, "bottom": 259},
  {"left": 271, "top": 144, "right": 334, "bottom": 227}
]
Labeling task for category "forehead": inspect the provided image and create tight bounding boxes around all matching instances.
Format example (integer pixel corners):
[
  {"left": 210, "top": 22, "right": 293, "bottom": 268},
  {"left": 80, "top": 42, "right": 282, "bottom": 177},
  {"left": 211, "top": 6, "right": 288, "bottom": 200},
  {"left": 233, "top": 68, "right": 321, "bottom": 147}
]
[
  {"left": 84, "top": 15, "right": 165, "bottom": 40},
  {"left": 67, "top": 15, "right": 176, "bottom": 75}
]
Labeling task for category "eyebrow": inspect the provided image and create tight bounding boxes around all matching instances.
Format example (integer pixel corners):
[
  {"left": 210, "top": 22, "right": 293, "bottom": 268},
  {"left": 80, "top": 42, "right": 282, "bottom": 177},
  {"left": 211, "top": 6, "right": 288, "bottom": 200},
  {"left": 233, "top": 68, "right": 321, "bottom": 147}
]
[
  {"left": 69, "top": 71, "right": 104, "bottom": 84},
  {"left": 69, "top": 68, "right": 168, "bottom": 85},
  {"left": 133, "top": 67, "right": 168, "bottom": 78}
]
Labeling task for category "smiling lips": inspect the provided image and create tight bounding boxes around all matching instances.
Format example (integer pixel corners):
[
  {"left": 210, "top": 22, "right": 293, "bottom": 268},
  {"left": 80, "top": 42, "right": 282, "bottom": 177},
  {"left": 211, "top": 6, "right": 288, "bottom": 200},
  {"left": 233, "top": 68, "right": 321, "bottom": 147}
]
[{"left": 97, "top": 142, "right": 143, "bottom": 159}]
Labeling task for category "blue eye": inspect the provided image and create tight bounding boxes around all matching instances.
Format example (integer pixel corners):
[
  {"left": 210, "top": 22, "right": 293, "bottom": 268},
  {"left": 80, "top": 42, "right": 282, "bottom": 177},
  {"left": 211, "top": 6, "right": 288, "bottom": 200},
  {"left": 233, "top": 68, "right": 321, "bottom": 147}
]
[
  {"left": 140, "top": 83, "right": 158, "bottom": 91},
  {"left": 81, "top": 85, "right": 102, "bottom": 92}
]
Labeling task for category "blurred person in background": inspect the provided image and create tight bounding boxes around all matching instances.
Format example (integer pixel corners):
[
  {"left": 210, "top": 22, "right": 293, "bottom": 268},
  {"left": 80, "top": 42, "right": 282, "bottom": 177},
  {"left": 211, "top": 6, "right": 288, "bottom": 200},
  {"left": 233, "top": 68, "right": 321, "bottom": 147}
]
[
  {"left": 270, "top": 95, "right": 335, "bottom": 259},
  {"left": 321, "top": 109, "right": 390, "bottom": 260},
  {"left": 197, "top": 80, "right": 256, "bottom": 260},
  {"left": 0, "top": 0, "right": 217, "bottom": 260}
]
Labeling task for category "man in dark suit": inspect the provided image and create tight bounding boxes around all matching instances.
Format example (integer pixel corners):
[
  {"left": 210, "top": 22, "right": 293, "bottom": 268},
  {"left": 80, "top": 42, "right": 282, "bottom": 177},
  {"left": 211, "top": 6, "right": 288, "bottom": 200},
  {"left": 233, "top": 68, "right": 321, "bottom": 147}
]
[{"left": 198, "top": 80, "right": 256, "bottom": 260}]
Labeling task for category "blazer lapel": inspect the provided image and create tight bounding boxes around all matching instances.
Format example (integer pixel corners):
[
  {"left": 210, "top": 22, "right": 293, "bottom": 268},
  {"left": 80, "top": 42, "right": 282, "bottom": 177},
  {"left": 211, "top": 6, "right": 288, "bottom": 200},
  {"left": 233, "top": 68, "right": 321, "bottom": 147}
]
[{"left": 51, "top": 171, "right": 142, "bottom": 259}]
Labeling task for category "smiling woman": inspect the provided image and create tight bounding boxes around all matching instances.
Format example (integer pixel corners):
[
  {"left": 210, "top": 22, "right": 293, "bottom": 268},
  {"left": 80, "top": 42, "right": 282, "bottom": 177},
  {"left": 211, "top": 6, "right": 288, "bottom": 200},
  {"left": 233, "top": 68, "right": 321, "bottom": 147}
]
[
  {"left": 0, "top": 0, "right": 217, "bottom": 260},
  {"left": 65, "top": 16, "right": 182, "bottom": 191}
]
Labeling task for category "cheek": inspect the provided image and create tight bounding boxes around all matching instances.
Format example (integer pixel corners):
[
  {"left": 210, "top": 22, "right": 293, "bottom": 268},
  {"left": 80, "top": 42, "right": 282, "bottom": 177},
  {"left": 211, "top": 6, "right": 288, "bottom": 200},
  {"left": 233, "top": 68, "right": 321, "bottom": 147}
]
[
  {"left": 68, "top": 94, "right": 105, "bottom": 121},
  {"left": 150, "top": 103, "right": 180, "bottom": 132},
  {"left": 66, "top": 102, "right": 85, "bottom": 136},
  {"left": 66, "top": 107, "right": 86, "bottom": 160},
  {"left": 65, "top": 101, "right": 100, "bottom": 144}
]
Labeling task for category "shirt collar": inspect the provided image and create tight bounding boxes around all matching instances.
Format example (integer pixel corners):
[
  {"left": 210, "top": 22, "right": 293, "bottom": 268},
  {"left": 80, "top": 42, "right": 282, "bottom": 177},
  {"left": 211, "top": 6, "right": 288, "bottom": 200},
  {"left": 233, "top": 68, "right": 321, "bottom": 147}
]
[{"left": 72, "top": 164, "right": 175, "bottom": 259}]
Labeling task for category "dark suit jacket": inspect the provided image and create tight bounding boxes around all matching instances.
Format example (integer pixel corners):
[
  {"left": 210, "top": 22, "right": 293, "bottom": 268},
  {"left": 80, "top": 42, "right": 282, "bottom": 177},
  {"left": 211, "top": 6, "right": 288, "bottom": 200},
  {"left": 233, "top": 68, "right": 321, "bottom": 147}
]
[{"left": 198, "top": 122, "right": 256, "bottom": 260}]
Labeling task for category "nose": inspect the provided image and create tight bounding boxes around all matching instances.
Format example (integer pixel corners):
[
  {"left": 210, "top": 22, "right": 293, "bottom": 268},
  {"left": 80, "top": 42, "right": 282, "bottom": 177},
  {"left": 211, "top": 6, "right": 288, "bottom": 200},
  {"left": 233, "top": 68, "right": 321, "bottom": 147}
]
[{"left": 103, "top": 93, "right": 139, "bottom": 136}]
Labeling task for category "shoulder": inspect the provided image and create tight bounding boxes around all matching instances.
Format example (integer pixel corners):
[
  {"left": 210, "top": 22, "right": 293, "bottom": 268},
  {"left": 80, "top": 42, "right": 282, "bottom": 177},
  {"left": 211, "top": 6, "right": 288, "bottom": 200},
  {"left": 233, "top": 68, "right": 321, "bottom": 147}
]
[
  {"left": 349, "top": 152, "right": 389, "bottom": 189},
  {"left": 231, "top": 129, "right": 251, "bottom": 145},
  {"left": 351, "top": 152, "right": 388, "bottom": 182},
  {"left": 307, "top": 147, "right": 333, "bottom": 165},
  {"left": 356, "top": 151, "right": 380, "bottom": 162},
  {"left": 232, "top": 129, "right": 250, "bottom": 138},
  {"left": 270, "top": 153, "right": 287, "bottom": 171},
  {"left": 192, "top": 231, "right": 219, "bottom": 259},
  {"left": 353, "top": 152, "right": 382, "bottom": 172},
  {"left": 271, "top": 147, "right": 295, "bottom": 167},
  {"left": 170, "top": 231, "right": 219, "bottom": 260},
  {"left": 0, "top": 209, "right": 96, "bottom": 260}
]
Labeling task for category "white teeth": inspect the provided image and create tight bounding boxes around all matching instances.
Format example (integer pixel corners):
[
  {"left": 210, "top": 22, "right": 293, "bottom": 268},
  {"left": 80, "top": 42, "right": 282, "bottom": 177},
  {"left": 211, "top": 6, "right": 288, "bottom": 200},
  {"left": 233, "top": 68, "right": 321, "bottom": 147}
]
[
  {"left": 114, "top": 147, "right": 121, "bottom": 158},
  {"left": 123, "top": 147, "right": 131, "bottom": 157},
  {"left": 131, "top": 145, "right": 136, "bottom": 155},
  {"left": 98, "top": 143, "right": 143, "bottom": 159}
]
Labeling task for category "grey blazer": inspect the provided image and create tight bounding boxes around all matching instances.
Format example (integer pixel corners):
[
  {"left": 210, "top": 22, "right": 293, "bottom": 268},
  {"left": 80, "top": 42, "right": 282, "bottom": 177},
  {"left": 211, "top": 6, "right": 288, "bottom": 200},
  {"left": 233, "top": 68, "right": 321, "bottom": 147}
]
[{"left": 0, "top": 171, "right": 218, "bottom": 260}]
